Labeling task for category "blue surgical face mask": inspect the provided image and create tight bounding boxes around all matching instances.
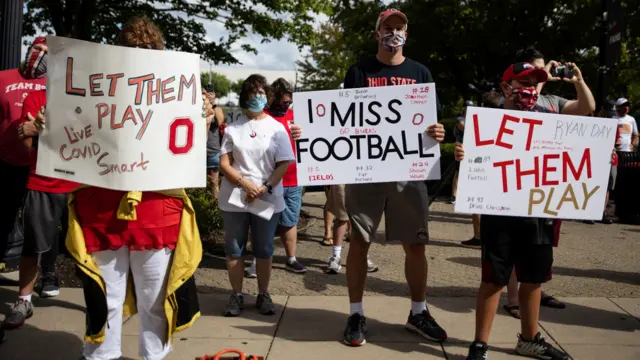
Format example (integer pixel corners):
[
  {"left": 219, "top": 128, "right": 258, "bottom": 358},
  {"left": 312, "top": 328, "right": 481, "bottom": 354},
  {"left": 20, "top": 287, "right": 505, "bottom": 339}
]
[{"left": 246, "top": 94, "right": 267, "bottom": 112}]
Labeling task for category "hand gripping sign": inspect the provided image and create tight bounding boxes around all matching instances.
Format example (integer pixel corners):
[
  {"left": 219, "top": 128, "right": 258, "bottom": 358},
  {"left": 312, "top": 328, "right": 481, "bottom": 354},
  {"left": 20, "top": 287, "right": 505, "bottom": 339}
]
[
  {"left": 293, "top": 84, "right": 441, "bottom": 185},
  {"left": 36, "top": 36, "right": 206, "bottom": 191},
  {"left": 454, "top": 107, "right": 616, "bottom": 220}
]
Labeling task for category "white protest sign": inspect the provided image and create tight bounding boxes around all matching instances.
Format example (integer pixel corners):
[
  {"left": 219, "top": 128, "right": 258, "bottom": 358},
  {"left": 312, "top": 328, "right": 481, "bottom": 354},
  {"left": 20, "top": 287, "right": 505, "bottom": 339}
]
[
  {"left": 37, "top": 36, "right": 205, "bottom": 191},
  {"left": 293, "top": 84, "right": 441, "bottom": 186},
  {"left": 454, "top": 107, "right": 616, "bottom": 220}
]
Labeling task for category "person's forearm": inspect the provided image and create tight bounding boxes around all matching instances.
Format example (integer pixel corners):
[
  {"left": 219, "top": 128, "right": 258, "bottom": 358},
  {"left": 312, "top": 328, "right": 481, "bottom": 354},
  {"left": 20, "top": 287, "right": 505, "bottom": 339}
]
[
  {"left": 266, "top": 161, "right": 291, "bottom": 186},
  {"left": 220, "top": 160, "right": 244, "bottom": 187},
  {"left": 574, "top": 80, "right": 596, "bottom": 115},
  {"left": 215, "top": 109, "right": 224, "bottom": 126}
]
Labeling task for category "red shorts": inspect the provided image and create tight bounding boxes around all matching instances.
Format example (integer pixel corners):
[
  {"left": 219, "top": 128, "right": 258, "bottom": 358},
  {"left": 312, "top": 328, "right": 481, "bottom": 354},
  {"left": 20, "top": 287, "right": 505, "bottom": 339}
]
[{"left": 74, "top": 188, "right": 183, "bottom": 253}]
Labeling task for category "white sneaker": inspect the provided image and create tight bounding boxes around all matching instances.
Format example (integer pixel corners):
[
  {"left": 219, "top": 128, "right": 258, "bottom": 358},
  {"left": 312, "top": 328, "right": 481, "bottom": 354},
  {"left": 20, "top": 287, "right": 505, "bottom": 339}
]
[
  {"left": 326, "top": 256, "right": 342, "bottom": 274},
  {"left": 244, "top": 262, "right": 257, "bottom": 278},
  {"left": 367, "top": 258, "right": 379, "bottom": 273}
]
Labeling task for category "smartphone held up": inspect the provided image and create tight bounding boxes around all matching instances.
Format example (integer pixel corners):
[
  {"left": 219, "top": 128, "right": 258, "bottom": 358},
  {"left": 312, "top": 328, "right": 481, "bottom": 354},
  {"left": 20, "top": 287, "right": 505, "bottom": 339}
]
[{"left": 550, "top": 65, "right": 574, "bottom": 79}]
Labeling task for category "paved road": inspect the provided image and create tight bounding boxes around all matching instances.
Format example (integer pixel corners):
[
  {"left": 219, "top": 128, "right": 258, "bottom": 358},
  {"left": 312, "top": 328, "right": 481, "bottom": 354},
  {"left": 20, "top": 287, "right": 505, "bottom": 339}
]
[
  {"left": 0, "top": 288, "right": 638, "bottom": 359},
  {"left": 195, "top": 192, "right": 640, "bottom": 298}
]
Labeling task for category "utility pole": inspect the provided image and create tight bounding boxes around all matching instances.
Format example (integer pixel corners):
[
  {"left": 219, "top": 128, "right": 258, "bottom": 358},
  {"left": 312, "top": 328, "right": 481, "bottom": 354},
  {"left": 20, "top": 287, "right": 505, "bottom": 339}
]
[
  {"left": 0, "top": 0, "right": 24, "bottom": 71},
  {"left": 293, "top": 62, "right": 298, "bottom": 92},
  {"left": 596, "top": 0, "right": 622, "bottom": 110}
]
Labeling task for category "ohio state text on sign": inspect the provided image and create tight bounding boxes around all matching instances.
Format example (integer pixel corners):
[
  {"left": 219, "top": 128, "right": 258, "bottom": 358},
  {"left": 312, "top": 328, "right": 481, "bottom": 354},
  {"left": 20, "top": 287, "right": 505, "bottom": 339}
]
[
  {"left": 293, "top": 84, "right": 441, "bottom": 186},
  {"left": 37, "top": 37, "right": 205, "bottom": 191},
  {"left": 454, "top": 107, "right": 616, "bottom": 220}
]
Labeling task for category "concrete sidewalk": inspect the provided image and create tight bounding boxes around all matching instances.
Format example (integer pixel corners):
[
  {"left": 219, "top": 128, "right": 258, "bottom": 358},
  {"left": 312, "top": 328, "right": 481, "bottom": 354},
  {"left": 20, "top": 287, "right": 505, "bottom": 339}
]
[{"left": 1, "top": 286, "right": 638, "bottom": 360}]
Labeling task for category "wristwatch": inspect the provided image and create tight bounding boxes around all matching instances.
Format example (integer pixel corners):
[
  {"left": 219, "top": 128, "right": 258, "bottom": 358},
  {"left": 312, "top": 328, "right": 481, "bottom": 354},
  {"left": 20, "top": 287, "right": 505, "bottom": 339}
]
[{"left": 262, "top": 182, "right": 273, "bottom": 194}]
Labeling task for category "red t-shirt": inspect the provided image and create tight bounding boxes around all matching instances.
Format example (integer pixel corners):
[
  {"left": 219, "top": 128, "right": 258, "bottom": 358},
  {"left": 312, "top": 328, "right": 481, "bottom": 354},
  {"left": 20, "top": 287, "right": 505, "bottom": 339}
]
[
  {"left": 21, "top": 91, "right": 79, "bottom": 193},
  {"left": 265, "top": 108, "right": 298, "bottom": 187},
  {"left": 74, "top": 188, "right": 183, "bottom": 253},
  {"left": 0, "top": 69, "right": 46, "bottom": 166}
]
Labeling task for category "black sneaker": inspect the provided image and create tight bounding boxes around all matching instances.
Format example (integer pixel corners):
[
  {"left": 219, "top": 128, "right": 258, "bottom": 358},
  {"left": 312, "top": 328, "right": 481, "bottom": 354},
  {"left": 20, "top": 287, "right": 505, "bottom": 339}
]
[
  {"left": 601, "top": 214, "right": 613, "bottom": 224},
  {"left": 256, "top": 293, "right": 276, "bottom": 315},
  {"left": 223, "top": 293, "right": 244, "bottom": 317},
  {"left": 466, "top": 341, "right": 488, "bottom": 360},
  {"left": 4, "top": 299, "right": 34, "bottom": 329},
  {"left": 405, "top": 310, "right": 447, "bottom": 342},
  {"left": 450, "top": 196, "right": 456, "bottom": 204},
  {"left": 515, "top": 332, "right": 568, "bottom": 360},
  {"left": 343, "top": 313, "right": 367, "bottom": 346},
  {"left": 39, "top": 272, "right": 60, "bottom": 298},
  {"left": 461, "top": 237, "right": 482, "bottom": 249},
  {"left": 285, "top": 259, "right": 308, "bottom": 274}
]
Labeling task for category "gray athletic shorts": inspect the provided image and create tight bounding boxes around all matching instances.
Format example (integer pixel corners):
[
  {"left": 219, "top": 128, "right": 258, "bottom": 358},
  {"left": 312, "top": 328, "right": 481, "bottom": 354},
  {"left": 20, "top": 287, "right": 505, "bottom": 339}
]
[
  {"left": 22, "top": 190, "right": 69, "bottom": 256},
  {"left": 345, "top": 181, "right": 429, "bottom": 244}
]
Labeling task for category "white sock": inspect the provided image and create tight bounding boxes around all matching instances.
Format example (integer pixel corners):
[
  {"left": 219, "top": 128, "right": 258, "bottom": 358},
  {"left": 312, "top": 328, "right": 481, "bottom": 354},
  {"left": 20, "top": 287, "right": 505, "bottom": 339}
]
[
  {"left": 332, "top": 246, "right": 342, "bottom": 258},
  {"left": 287, "top": 256, "right": 297, "bottom": 264},
  {"left": 19, "top": 294, "right": 32, "bottom": 303},
  {"left": 350, "top": 302, "right": 364, "bottom": 316},
  {"left": 411, "top": 301, "right": 427, "bottom": 315}
]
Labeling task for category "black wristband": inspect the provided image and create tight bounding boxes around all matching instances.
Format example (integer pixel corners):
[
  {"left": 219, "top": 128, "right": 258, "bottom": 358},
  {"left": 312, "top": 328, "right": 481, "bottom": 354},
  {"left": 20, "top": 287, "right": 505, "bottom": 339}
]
[{"left": 263, "top": 182, "right": 273, "bottom": 194}]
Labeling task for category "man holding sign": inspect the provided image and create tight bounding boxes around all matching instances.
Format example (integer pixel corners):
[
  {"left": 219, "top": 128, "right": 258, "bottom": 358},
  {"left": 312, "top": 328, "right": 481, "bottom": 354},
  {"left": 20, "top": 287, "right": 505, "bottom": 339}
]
[
  {"left": 341, "top": 8, "right": 447, "bottom": 347},
  {"left": 455, "top": 64, "right": 571, "bottom": 360}
]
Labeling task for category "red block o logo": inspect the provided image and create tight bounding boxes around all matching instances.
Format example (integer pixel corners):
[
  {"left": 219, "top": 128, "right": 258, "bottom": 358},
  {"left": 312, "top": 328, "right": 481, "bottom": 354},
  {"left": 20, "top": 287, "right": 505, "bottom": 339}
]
[{"left": 169, "top": 117, "right": 194, "bottom": 155}]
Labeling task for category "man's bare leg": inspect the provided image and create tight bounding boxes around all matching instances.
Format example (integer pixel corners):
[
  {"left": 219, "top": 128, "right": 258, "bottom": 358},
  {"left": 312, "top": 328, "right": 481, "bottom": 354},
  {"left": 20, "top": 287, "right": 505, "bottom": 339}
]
[
  {"left": 474, "top": 282, "right": 503, "bottom": 342},
  {"left": 403, "top": 243, "right": 448, "bottom": 341},
  {"left": 504, "top": 270, "right": 521, "bottom": 318},
  {"left": 403, "top": 243, "right": 427, "bottom": 304},
  {"left": 519, "top": 283, "right": 542, "bottom": 340},
  {"left": 326, "top": 220, "right": 349, "bottom": 274},
  {"left": 323, "top": 188, "right": 334, "bottom": 245},
  {"left": 4, "top": 255, "right": 39, "bottom": 328}
]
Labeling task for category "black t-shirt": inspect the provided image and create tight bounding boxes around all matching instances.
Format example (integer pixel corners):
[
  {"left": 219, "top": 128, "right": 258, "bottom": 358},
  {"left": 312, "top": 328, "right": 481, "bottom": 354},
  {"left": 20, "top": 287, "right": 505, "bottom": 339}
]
[{"left": 344, "top": 56, "right": 434, "bottom": 89}]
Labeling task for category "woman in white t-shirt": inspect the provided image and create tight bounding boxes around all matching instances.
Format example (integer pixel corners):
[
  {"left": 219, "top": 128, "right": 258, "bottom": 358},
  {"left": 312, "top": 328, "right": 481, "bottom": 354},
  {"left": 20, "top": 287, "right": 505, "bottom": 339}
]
[{"left": 218, "top": 74, "right": 295, "bottom": 317}]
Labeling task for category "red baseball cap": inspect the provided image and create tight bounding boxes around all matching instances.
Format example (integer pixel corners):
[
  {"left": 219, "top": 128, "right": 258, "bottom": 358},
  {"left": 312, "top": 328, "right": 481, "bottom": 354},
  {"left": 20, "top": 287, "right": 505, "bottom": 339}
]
[
  {"left": 375, "top": 8, "right": 408, "bottom": 32},
  {"left": 502, "top": 62, "right": 548, "bottom": 83},
  {"left": 32, "top": 36, "right": 47, "bottom": 47}
]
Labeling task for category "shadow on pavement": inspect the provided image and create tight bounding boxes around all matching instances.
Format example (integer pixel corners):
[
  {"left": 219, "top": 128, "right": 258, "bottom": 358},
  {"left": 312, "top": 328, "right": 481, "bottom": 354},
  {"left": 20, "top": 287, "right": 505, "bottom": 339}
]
[
  {"left": 232, "top": 305, "right": 447, "bottom": 358},
  {"left": 0, "top": 286, "right": 85, "bottom": 316},
  {"left": 429, "top": 211, "right": 474, "bottom": 220},
  {"left": 446, "top": 256, "right": 640, "bottom": 286},
  {"left": 1, "top": 287, "right": 85, "bottom": 360},
  {"left": 0, "top": 322, "right": 84, "bottom": 360},
  {"left": 301, "top": 202, "right": 325, "bottom": 209}
]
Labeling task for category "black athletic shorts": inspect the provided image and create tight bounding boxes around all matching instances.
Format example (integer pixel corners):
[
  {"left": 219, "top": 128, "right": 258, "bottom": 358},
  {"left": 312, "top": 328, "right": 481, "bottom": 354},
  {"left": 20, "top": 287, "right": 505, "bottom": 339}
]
[
  {"left": 22, "top": 190, "right": 69, "bottom": 257},
  {"left": 480, "top": 215, "right": 553, "bottom": 286}
]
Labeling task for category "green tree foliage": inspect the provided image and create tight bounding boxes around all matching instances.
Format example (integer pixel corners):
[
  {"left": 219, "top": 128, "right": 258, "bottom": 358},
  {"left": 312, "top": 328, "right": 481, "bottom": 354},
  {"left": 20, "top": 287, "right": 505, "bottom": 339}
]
[
  {"left": 298, "top": 0, "right": 384, "bottom": 90},
  {"left": 200, "top": 71, "right": 231, "bottom": 98},
  {"left": 22, "top": 0, "right": 333, "bottom": 64},
  {"left": 303, "top": 0, "right": 639, "bottom": 114},
  {"left": 230, "top": 78, "right": 244, "bottom": 95},
  {"left": 297, "top": 23, "right": 356, "bottom": 90}
]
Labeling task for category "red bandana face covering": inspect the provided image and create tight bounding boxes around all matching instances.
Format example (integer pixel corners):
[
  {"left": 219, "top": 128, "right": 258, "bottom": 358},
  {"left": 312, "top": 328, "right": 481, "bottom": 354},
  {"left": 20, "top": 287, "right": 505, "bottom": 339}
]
[
  {"left": 23, "top": 45, "right": 47, "bottom": 79},
  {"left": 510, "top": 87, "right": 539, "bottom": 111}
]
